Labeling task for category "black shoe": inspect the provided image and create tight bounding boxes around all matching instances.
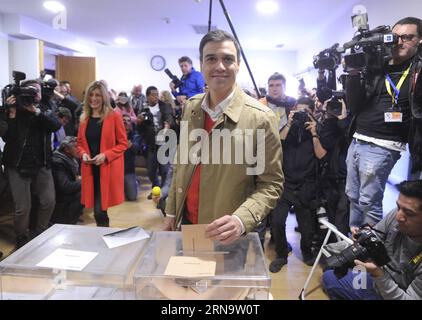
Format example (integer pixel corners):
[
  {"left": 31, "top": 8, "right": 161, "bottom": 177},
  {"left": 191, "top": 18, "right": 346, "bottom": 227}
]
[
  {"left": 269, "top": 257, "right": 288, "bottom": 273},
  {"left": 15, "top": 235, "right": 28, "bottom": 250},
  {"left": 303, "top": 253, "right": 317, "bottom": 266}
]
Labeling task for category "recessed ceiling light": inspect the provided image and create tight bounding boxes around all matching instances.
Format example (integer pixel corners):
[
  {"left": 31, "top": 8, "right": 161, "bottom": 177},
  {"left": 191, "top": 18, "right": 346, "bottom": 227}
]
[
  {"left": 43, "top": 1, "right": 65, "bottom": 13},
  {"left": 256, "top": 0, "right": 279, "bottom": 14},
  {"left": 114, "top": 37, "right": 128, "bottom": 45}
]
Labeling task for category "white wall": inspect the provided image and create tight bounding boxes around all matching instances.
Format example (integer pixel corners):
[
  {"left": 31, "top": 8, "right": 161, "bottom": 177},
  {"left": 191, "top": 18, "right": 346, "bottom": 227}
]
[
  {"left": 97, "top": 47, "right": 298, "bottom": 97},
  {"left": 0, "top": 13, "right": 10, "bottom": 89},
  {"left": 9, "top": 39, "right": 40, "bottom": 81}
]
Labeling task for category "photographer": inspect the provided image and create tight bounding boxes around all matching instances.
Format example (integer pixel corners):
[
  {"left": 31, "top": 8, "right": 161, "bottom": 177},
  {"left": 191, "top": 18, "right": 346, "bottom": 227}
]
[
  {"left": 137, "top": 86, "right": 175, "bottom": 194},
  {"left": 259, "top": 72, "right": 297, "bottom": 131},
  {"left": 170, "top": 56, "right": 205, "bottom": 104},
  {"left": 1, "top": 79, "right": 61, "bottom": 248},
  {"left": 322, "top": 180, "right": 422, "bottom": 300},
  {"left": 270, "top": 97, "right": 326, "bottom": 272},
  {"left": 345, "top": 17, "right": 422, "bottom": 233}
]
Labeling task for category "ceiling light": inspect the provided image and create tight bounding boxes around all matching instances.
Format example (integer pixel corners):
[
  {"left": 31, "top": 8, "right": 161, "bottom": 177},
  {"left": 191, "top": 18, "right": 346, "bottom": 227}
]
[
  {"left": 43, "top": 1, "right": 65, "bottom": 13},
  {"left": 114, "top": 37, "right": 128, "bottom": 45},
  {"left": 256, "top": 0, "right": 279, "bottom": 14}
]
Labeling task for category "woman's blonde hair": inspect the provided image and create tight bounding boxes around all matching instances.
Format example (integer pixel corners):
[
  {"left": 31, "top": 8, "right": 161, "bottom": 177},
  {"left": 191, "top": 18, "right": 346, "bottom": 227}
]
[
  {"left": 80, "top": 80, "right": 113, "bottom": 123},
  {"left": 160, "top": 90, "right": 176, "bottom": 109}
]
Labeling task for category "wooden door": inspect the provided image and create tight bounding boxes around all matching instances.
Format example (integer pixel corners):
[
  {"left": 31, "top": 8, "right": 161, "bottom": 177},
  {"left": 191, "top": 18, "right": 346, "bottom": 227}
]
[{"left": 56, "top": 56, "right": 96, "bottom": 102}]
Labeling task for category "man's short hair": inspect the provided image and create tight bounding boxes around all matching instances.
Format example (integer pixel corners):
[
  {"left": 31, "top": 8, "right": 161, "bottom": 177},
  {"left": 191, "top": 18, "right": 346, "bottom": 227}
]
[
  {"left": 296, "top": 97, "right": 315, "bottom": 110},
  {"left": 393, "top": 17, "right": 422, "bottom": 37},
  {"left": 178, "top": 56, "right": 193, "bottom": 65},
  {"left": 396, "top": 180, "right": 422, "bottom": 209},
  {"left": 57, "top": 107, "right": 72, "bottom": 120},
  {"left": 199, "top": 29, "right": 241, "bottom": 64},
  {"left": 146, "top": 86, "right": 158, "bottom": 96},
  {"left": 268, "top": 72, "right": 286, "bottom": 85},
  {"left": 58, "top": 136, "right": 77, "bottom": 152}
]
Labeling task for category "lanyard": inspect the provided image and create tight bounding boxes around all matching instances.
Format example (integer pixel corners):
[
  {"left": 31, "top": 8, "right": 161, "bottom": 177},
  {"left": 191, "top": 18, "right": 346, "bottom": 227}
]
[{"left": 385, "top": 64, "right": 412, "bottom": 106}]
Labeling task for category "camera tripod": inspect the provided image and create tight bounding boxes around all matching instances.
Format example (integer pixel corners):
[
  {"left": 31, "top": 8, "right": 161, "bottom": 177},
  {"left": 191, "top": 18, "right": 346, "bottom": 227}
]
[
  {"left": 299, "top": 218, "right": 354, "bottom": 300},
  {"left": 207, "top": 0, "right": 261, "bottom": 98}
]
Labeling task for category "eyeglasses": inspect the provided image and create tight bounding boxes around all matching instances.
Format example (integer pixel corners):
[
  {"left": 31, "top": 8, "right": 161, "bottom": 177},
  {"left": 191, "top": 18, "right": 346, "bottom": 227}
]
[{"left": 394, "top": 34, "right": 418, "bottom": 42}]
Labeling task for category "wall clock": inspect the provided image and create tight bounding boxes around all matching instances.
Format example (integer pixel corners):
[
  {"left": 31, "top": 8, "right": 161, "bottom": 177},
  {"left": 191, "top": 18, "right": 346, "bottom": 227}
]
[{"left": 150, "top": 55, "right": 166, "bottom": 71}]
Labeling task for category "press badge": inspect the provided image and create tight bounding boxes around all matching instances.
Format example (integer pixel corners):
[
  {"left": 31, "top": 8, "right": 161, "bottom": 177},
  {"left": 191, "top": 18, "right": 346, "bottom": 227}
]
[{"left": 384, "top": 111, "right": 403, "bottom": 123}]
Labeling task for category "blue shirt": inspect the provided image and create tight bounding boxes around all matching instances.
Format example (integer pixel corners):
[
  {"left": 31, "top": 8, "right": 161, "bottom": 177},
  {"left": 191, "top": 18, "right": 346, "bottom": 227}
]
[{"left": 173, "top": 68, "right": 205, "bottom": 99}]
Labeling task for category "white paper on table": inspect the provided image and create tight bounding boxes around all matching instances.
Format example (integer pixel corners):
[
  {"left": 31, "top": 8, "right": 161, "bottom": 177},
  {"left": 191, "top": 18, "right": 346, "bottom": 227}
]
[
  {"left": 36, "top": 248, "right": 98, "bottom": 271},
  {"left": 102, "top": 227, "right": 150, "bottom": 249}
]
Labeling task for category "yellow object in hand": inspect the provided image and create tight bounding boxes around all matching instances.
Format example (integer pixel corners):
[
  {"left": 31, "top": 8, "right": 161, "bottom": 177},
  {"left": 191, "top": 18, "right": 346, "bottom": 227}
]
[{"left": 152, "top": 186, "right": 161, "bottom": 197}]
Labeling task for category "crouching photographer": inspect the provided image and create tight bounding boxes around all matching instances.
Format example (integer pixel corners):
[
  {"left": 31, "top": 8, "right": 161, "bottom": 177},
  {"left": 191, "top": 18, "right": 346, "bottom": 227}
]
[
  {"left": 322, "top": 180, "right": 422, "bottom": 300},
  {"left": 1, "top": 77, "right": 61, "bottom": 249}
]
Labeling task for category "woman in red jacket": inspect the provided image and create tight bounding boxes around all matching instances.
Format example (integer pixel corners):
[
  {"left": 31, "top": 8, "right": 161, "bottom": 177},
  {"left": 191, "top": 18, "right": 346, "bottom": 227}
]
[{"left": 77, "top": 81, "right": 128, "bottom": 227}]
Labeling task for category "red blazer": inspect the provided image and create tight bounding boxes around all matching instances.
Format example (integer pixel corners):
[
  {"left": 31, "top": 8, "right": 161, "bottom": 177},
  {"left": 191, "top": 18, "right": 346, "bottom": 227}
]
[{"left": 77, "top": 111, "right": 128, "bottom": 210}]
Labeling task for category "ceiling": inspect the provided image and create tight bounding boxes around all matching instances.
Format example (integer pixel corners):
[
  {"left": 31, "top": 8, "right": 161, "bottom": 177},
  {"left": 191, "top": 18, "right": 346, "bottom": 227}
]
[{"left": 0, "top": 0, "right": 420, "bottom": 51}]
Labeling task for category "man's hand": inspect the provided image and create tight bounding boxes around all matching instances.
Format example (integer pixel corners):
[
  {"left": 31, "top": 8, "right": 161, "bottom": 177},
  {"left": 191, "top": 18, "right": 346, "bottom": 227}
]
[
  {"left": 127, "top": 140, "right": 133, "bottom": 149},
  {"left": 305, "top": 115, "right": 318, "bottom": 136},
  {"left": 91, "top": 153, "right": 106, "bottom": 166},
  {"left": 354, "top": 260, "right": 384, "bottom": 278},
  {"left": 205, "top": 215, "right": 243, "bottom": 245},
  {"left": 6, "top": 95, "right": 16, "bottom": 107},
  {"left": 8, "top": 107, "right": 16, "bottom": 119},
  {"left": 24, "top": 105, "right": 37, "bottom": 114},
  {"left": 163, "top": 216, "right": 175, "bottom": 231},
  {"left": 176, "top": 95, "right": 187, "bottom": 105},
  {"left": 169, "top": 82, "right": 176, "bottom": 92}
]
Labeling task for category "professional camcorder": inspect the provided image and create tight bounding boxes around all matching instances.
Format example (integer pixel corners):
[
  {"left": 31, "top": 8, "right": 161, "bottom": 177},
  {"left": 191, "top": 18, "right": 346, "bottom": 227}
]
[
  {"left": 313, "top": 43, "right": 342, "bottom": 71},
  {"left": 1, "top": 71, "right": 38, "bottom": 108},
  {"left": 342, "top": 25, "right": 397, "bottom": 73},
  {"left": 164, "top": 68, "right": 182, "bottom": 89},
  {"left": 325, "top": 227, "right": 391, "bottom": 279}
]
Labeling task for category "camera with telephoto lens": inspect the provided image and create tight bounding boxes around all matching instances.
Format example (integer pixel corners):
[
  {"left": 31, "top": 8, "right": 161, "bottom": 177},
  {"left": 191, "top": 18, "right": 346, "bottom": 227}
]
[
  {"left": 325, "top": 228, "right": 391, "bottom": 279},
  {"left": 164, "top": 68, "right": 182, "bottom": 89},
  {"left": 1, "top": 71, "right": 39, "bottom": 109}
]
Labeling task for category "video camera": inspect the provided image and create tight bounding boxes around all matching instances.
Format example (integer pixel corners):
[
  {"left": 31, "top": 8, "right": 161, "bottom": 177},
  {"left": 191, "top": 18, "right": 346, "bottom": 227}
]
[
  {"left": 1, "top": 71, "right": 38, "bottom": 108},
  {"left": 139, "top": 107, "right": 154, "bottom": 126},
  {"left": 342, "top": 25, "right": 397, "bottom": 73},
  {"left": 164, "top": 68, "right": 182, "bottom": 89},
  {"left": 325, "top": 227, "right": 390, "bottom": 279},
  {"left": 313, "top": 43, "right": 343, "bottom": 71}
]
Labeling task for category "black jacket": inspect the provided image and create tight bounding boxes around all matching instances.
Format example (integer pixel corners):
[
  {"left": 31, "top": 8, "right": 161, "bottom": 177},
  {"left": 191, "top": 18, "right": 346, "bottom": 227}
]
[
  {"left": 2, "top": 107, "right": 61, "bottom": 169},
  {"left": 346, "top": 56, "right": 422, "bottom": 173},
  {"left": 51, "top": 150, "right": 81, "bottom": 201},
  {"left": 137, "top": 101, "right": 175, "bottom": 148}
]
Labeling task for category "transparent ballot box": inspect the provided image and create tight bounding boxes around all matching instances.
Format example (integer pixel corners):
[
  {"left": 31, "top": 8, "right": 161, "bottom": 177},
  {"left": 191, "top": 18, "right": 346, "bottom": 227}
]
[
  {"left": 133, "top": 231, "right": 270, "bottom": 300},
  {"left": 0, "top": 224, "right": 149, "bottom": 300}
]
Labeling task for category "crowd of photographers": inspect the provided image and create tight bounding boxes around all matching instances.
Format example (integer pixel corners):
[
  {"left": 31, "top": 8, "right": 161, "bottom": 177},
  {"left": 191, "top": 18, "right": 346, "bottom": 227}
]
[{"left": 1, "top": 15, "right": 422, "bottom": 300}]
